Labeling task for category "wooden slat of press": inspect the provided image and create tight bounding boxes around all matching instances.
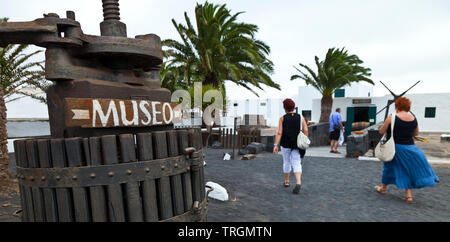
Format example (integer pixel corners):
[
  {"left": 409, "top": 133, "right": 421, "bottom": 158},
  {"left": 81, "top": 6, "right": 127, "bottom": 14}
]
[
  {"left": 199, "top": 164, "right": 206, "bottom": 202},
  {"left": 153, "top": 131, "right": 173, "bottom": 220},
  {"left": 119, "top": 134, "right": 144, "bottom": 222},
  {"left": 25, "top": 139, "right": 46, "bottom": 222},
  {"left": 101, "top": 135, "right": 126, "bottom": 222},
  {"left": 189, "top": 128, "right": 203, "bottom": 150},
  {"left": 190, "top": 166, "right": 201, "bottom": 203},
  {"left": 50, "top": 139, "right": 74, "bottom": 222},
  {"left": 188, "top": 130, "right": 202, "bottom": 203},
  {"left": 37, "top": 139, "right": 58, "bottom": 222},
  {"left": 87, "top": 137, "right": 108, "bottom": 222},
  {"left": 65, "top": 138, "right": 91, "bottom": 222},
  {"left": 177, "top": 130, "right": 193, "bottom": 212},
  {"left": 136, "top": 133, "right": 159, "bottom": 222},
  {"left": 14, "top": 140, "right": 33, "bottom": 222},
  {"left": 167, "top": 131, "right": 184, "bottom": 216}
]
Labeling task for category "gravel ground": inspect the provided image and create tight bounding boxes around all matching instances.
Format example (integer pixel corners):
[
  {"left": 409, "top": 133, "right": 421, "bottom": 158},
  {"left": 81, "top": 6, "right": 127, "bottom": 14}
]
[{"left": 204, "top": 149, "right": 450, "bottom": 222}]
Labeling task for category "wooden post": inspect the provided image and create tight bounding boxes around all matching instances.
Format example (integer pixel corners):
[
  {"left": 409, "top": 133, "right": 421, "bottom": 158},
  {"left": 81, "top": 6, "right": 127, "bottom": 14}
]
[
  {"left": 36, "top": 139, "right": 58, "bottom": 222},
  {"left": 153, "top": 131, "right": 173, "bottom": 220},
  {"left": 119, "top": 134, "right": 144, "bottom": 222},
  {"left": 87, "top": 137, "right": 108, "bottom": 222},
  {"left": 50, "top": 139, "right": 74, "bottom": 222},
  {"left": 136, "top": 132, "right": 159, "bottom": 222},
  {"left": 178, "top": 130, "right": 193, "bottom": 212},
  {"left": 65, "top": 137, "right": 91, "bottom": 222},
  {"left": 167, "top": 130, "right": 184, "bottom": 216},
  {"left": 25, "top": 140, "right": 46, "bottom": 222},
  {"left": 14, "top": 140, "right": 35, "bottom": 222},
  {"left": 101, "top": 135, "right": 126, "bottom": 222}
]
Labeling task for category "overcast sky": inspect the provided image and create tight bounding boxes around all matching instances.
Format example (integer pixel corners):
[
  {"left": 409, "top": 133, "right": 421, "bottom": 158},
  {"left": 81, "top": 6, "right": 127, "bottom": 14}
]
[{"left": 2, "top": 0, "right": 450, "bottom": 100}]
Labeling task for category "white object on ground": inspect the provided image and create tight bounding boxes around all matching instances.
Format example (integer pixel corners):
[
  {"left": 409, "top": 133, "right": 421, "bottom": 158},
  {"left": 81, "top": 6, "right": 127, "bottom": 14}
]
[
  {"left": 206, "top": 181, "right": 229, "bottom": 201},
  {"left": 358, "top": 156, "right": 381, "bottom": 161},
  {"left": 223, "top": 153, "right": 231, "bottom": 160}
]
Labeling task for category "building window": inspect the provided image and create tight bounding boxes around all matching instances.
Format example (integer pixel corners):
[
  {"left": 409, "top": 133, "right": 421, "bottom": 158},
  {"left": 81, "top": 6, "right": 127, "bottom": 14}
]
[
  {"left": 335, "top": 89, "right": 345, "bottom": 98},
  {"left": 260, "top": 102, "right": 266, "bottom": 106},
  {"left": 302, "top": 110, "right": 312, "bottom": 121},
  {"left": 424, "top": 107, "right": 436, "bottom": 118},
  {"left": 233, "top": 103, "right": 238, "bottom": 107}
]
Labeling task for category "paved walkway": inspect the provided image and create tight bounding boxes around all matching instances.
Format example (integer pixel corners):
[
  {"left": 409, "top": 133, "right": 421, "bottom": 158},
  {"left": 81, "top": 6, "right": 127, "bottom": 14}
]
[
  {"left": 302, "top": 145, "right": 346, "bottom": 158},
  {"left": 205, "top": 149, "right": 450, "bottom": 222}
]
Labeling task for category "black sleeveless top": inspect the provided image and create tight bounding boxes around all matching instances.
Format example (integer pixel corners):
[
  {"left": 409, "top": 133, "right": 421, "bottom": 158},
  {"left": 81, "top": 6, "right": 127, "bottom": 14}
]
[
  {"left": 280, "top": 113, "right": 301, "bottom": 149},
  {"left": 386, "top": 115, "right": 417, "bottom": 145}
]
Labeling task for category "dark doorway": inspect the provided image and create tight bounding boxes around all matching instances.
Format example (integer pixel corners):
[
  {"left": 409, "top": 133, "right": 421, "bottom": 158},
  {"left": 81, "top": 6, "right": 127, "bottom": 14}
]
[{"left": 354, "top": 107, "right": 369, "bottom": 122}]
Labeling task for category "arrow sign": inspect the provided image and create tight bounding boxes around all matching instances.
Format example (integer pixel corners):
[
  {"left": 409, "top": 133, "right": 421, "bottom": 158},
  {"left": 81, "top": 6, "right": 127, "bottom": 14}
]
[{"left": 71, "top": 109, "right": 90, "bottom": 120}]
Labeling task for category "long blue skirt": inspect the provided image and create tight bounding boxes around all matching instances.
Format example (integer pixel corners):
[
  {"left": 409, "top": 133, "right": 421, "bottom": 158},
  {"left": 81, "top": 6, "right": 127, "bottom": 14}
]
[{"left": 382, "top": 144, "right": 439, "bottom": 189}]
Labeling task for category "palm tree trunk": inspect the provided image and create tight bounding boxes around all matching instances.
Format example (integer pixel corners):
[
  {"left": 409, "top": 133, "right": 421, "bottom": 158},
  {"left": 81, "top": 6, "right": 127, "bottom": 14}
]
[
  {"left": 203, "top": 73, "right": 220, "bottom": 87},
  {"left": 319, "top": 94, "right": 333, "bottom": 123},
  {"left": 0, "top": 89, "right": 11, "bottom": 190}
]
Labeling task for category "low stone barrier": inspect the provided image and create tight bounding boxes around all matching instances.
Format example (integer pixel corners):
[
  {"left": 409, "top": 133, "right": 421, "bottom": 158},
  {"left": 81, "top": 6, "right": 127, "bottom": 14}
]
[
  {"left": 346, "top": 123, "right": 383, "bottom": 158},
  {"left": 441, "top": 134, "right": 450, "bottom": 142},
  {"left": 308, "top": 122, "right": 330, "bottom": 147}
]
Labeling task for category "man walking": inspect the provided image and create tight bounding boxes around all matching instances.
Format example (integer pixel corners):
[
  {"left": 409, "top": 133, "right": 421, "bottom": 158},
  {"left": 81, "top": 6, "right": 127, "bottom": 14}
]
[{"left": 329, "top": 108, "right": 343, "bottom": 154}]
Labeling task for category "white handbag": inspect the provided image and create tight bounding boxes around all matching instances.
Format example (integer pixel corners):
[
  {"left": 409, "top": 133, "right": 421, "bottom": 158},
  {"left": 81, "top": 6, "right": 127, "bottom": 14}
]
[
  {"left": 297, "top": 114, "right": 311, "bottom": 149},
  {"left": 375, "top": 114, "right": 396, "bottom": 162}
]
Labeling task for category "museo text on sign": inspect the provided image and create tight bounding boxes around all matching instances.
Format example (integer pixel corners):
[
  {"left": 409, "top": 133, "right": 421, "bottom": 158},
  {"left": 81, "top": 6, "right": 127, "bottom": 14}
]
[{"left": 64, "top": 98, "right": 181, "bottom": 128}]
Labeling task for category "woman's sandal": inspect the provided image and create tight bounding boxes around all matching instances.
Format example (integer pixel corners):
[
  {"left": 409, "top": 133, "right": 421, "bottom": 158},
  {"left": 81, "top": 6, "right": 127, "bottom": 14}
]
[
  {"left": 402, "top": 197, "right": 414, "bottom": 204},
  {"left": 374, "top": 186, "right": 387, "bottom": 195},
  {"left": 284, "top": 181, "right": 290, "bottom": 187}
]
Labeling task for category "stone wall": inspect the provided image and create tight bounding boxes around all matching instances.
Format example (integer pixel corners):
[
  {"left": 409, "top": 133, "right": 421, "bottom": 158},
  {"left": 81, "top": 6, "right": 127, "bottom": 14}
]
[
  {"left": 346, "top": 123, "right": 382, "bottom": 158},
  {"left": 308, "top": 122, "right": 330, "bottom": 147}
]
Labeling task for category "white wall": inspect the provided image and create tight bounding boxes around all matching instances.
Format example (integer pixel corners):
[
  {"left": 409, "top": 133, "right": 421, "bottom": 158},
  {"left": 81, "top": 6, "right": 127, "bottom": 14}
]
[
  {"left": 227, "top": 98, "right": 286, "bottom": 127},
  {"left": 299, "top": 83, "right": 374, "bottom": 122},
  {"left": 404, "top": 93, "right": 450, "bottom": 132},
  {"left": 311, "top": 93, "right": 450, "bottom": 132},
  {"left": 344, "top": 83, "right": 374, "bottom": 98},
  {"left": 296, "top": 86, "right": 321, "bottom": 114}
]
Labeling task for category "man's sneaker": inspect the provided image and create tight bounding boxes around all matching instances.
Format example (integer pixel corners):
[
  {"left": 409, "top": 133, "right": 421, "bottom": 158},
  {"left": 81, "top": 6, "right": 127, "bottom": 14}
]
[{"left": 293, "top": 184, "right": 301, "bottom": 194}]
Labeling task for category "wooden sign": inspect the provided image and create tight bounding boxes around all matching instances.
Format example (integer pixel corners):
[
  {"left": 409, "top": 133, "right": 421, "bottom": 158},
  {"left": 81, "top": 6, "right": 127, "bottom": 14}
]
[
  {"left": 64, "top": 98, "right": 181, "bottom": 128},
  {"left": 352, "top": 98, "right": 371, "bottom": 104}
]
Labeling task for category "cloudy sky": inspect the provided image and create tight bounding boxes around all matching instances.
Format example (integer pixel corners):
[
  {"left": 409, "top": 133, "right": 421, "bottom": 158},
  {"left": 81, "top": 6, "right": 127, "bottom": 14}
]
[{"left": 2, "top": 0, "right": 450, "bottom": 100}]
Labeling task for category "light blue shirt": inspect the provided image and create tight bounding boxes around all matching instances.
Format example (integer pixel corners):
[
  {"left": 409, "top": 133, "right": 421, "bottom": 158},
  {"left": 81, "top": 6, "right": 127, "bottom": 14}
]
[{"left": 329, "top": 112, "right": 343, "bottom": 132}]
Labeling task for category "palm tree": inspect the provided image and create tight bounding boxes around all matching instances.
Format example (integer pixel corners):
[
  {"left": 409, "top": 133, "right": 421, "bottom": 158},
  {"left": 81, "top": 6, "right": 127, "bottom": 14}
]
[
  {"left": 0, "top": 18, "right": 49, "bottom": 190},
  {"left": 291, "top": 47, "right": 374, "bottom": 123},
  {"left": 161, "top": 1, "right": 280, "bottom": 102}
]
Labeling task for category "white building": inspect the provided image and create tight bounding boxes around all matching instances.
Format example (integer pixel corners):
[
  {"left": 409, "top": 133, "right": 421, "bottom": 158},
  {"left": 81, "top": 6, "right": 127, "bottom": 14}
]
[
  {"left": 313, "top": 93, "right": 450, "bottom": 132},
  {"left": 227, "top": 83, "right": 450, "bottom": 133},
  {"left": 227, "top": 83, "right": 374, "bottom": 127}
]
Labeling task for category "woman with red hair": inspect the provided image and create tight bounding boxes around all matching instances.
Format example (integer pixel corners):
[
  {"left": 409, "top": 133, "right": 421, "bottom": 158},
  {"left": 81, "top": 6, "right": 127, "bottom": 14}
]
[
  {"left": 375, "top": 97, "right": 439, "bottom": 203},
  {"left": 273, "top": 98, "right": 309, "bottom": 194}
]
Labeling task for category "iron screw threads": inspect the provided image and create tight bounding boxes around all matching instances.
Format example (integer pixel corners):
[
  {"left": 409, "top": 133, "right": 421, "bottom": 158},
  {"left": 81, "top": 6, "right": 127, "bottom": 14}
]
[{"left": 102, "top": 0, "right": 120, "bottom": 21}]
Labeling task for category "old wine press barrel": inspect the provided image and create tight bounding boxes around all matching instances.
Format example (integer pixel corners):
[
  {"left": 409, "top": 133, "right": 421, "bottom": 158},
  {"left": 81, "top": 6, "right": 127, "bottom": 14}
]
[{"left": 1, "top": 0, "right": 209, "bottom": 222}]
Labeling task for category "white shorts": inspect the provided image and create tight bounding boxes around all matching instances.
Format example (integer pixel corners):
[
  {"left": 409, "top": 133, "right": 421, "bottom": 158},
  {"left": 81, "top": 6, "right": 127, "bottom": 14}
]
[{"left": 281, "top": 146, "right": 302, "bottom": 173}]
